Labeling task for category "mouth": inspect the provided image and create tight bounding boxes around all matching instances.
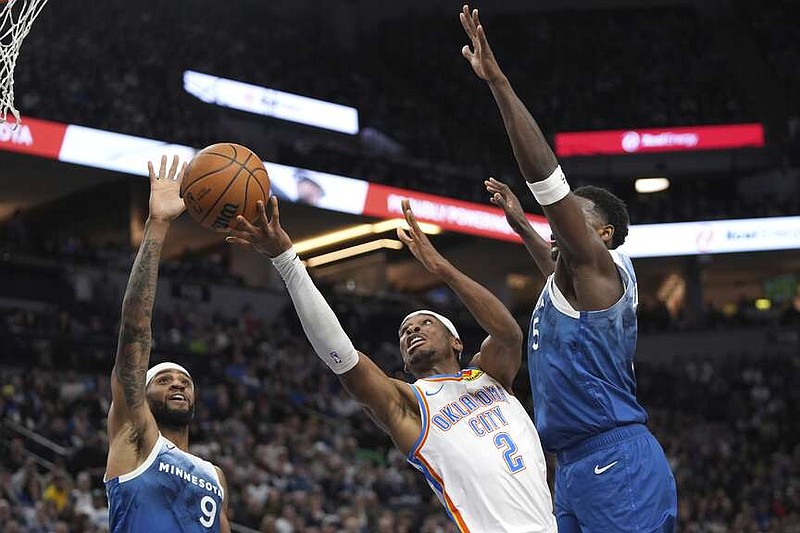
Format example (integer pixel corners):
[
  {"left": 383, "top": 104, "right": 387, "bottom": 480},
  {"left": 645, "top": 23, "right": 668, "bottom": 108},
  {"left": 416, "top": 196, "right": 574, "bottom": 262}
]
[
  {"left": 168, "top": 393, "right": 188, "bottom": 404},
  {"left": 406, "top": 335, "right": 426, "bottom": 355}
]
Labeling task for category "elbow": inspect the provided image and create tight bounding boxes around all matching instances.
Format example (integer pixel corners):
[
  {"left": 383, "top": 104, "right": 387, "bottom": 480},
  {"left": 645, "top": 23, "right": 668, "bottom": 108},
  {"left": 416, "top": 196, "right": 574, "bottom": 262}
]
[{"left": 503, "top": 323, "right": 524, "bottom": 351}]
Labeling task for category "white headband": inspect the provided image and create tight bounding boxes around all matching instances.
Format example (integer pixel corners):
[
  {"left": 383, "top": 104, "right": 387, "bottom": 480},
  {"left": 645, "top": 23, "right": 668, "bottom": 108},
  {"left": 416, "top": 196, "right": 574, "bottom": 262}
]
[
  {"left": 401, "top": 310, "right": 460, "bottom": 340},
  {"left": 145, "top": 362, "right": 192, "bottom": 388}
]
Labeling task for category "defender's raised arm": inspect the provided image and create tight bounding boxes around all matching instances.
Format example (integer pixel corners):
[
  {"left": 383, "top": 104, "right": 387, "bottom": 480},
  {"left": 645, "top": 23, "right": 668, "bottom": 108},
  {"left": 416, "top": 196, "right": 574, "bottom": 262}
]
[{"left": 108, "top": 156, "right": 186, "bottom": 448}]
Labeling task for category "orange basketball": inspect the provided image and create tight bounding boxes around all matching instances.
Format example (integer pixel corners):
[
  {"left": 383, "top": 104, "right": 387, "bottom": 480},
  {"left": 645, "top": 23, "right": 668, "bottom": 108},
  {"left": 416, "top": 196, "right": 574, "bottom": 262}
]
[{"left": 180, "top": 143, "right": 270, "bottom": 231}]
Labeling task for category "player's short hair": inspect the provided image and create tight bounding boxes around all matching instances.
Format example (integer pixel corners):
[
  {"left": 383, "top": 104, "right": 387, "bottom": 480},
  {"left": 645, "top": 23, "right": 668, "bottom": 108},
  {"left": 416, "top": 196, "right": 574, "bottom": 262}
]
[{"left": 573, "top": 185, "right": 629, "bottom": 249}]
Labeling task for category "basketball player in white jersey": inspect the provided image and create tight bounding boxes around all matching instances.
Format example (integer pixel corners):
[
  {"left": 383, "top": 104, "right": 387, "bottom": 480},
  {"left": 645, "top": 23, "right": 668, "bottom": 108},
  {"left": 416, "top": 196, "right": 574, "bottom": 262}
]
[
  {"left": 105, "top": 155, "right": 231, "bottom": 533},
  {"left": 226, "top": 197, "right": 556, "bottom": 532}
]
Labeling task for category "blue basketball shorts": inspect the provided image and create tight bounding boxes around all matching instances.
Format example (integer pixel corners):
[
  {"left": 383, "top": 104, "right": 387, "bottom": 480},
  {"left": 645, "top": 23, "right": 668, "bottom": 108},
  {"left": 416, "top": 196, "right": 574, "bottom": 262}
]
[{"left": 554, "top": 424, "right": 677, "bottom": 533}]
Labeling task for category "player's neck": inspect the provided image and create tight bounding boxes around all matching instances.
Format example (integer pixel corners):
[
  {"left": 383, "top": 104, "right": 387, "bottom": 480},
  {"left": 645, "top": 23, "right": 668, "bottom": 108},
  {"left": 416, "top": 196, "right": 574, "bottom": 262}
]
[
  {"left": 159, "top": 426, "right": 190, "bottom": 451},
  {"left": 416, "top": 361, "right": 462, "bottom": 379}
]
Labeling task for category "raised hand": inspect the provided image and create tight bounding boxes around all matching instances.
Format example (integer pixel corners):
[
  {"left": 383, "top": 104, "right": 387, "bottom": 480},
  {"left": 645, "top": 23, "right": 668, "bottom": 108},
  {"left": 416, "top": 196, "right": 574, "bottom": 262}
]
[
  {"left": 485, "top": 177, "right": 530, "bottom": 234},
  {"left": 460, "top": 4, "right": 504, "bottom": 83},
  {"left": 147, "top": 155, "right": 187, "bottom": 222},
  {"left": 396, "top": 199, "right": 448, "bottom": 275},
  {"left": 224, "top": 197, "right": 293, "bottom": 257}
]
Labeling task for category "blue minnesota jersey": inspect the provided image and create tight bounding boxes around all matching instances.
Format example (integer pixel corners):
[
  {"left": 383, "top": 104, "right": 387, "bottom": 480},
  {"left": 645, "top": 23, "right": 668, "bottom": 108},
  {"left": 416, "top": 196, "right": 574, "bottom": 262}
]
[
  {"left": 105, "top": 434, "right": 224, "bottom": 532},
  {"left": 528, "top": 250, "right": 648, "bottom": 453}
]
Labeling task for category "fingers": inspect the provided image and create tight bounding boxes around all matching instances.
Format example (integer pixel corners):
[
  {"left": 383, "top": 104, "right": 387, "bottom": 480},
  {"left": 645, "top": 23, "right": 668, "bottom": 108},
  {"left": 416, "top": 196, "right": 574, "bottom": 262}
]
[
  {"left": 147, "top": 161, "right": 156, "bottom": 183},
  {"left": 491, "top": 192, "right": 507, "bottom": 207},
  {"left": 266, "top": 196, "right": 280, "bottom": 228},
  {"left": 477, "top": 23, "right": 491, "bottom": 50},
  {"left": 462, "top": 5, "right": 477, "bottom": 35},
  {"left": 166, "top": 155, "right": 180, "bottom": 181},
  {"left": 459, "top": 8, "right": 475, "bottom": 38},
  {"left": 484, "top": 177, "right": 510, "bottom": 192},
  {"left": 401, "top": 200, "right": 423, "bottom": 237},
  {"left": 235, "top": 214, "right": 259, "bottom": 235},
  {"left": 396, "top": 227, "right": 412, "bottom": 246},
  {"left": 158, "top": 155, "right": 167, "bottom": 180},
  {"left": 462, "top": 44, "right": 475, "bottom": 62},
  {"left": 174, "top": 162, "right": 188, "bottom": 184},
  {"left": 224, "top": 236, "right": 252, "bottom": 247}
]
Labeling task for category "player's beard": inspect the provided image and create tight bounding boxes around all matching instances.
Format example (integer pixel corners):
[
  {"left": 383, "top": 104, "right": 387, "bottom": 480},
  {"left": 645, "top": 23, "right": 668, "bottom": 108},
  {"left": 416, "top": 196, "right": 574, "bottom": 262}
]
[
  {"left": 407, "top": 347, "right": 438, "bottom": 374},
  {"left": 149, "top": 399, "right": 195, "bottom": 430}
]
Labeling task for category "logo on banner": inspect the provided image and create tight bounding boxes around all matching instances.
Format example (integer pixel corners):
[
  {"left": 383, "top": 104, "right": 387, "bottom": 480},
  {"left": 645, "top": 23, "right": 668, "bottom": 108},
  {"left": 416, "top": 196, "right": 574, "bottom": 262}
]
[
  {"left": 621, "top": 131, "right": 641, "bottom": 153},
  {"left": 695, "top": 225, "right": 714, "bottom": 253},
  {"left": 0, "top": 123, "right": 33, "bottom": 146}
]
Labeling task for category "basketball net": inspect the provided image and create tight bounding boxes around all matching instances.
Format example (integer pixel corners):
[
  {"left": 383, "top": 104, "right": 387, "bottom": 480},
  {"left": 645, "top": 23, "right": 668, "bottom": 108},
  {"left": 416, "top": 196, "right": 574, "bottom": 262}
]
[{"left": 1, "top": 0, "right": 48, "bottom": 127}]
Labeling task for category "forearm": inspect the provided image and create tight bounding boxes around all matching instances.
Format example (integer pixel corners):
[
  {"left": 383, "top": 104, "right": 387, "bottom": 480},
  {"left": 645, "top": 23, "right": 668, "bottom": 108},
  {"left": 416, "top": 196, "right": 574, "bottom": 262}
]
[
  {"left": 515, "top": 224, "right": 555, "bottom": 277},
  {"left": 488, "top": 77, "right": 559, "bottom": 182},
  {"left": 271, "top": 248, "right": 359, "bottom": 374},
  {"left": 120, "top": 219, "right": 169, "bottom": 324},
  {"left": 114, "top": 218, "right": 169, "bottom": 407},
  {"left": 436, "top": 261, "right": 521, "bottom": 345}
]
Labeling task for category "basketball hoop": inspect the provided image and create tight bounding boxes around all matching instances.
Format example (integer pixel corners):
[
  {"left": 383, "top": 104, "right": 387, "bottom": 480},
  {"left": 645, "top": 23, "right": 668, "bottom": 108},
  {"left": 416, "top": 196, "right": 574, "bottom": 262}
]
[{"left": 1, "top": 0, "right": 48, "bottom": 127}]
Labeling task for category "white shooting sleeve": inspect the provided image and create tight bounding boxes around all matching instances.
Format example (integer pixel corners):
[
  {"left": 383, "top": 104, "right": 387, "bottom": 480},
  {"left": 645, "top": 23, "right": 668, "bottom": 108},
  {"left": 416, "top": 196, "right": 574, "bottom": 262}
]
[{"left": 270, "top": 248, "right": 359, "bottom": 374}]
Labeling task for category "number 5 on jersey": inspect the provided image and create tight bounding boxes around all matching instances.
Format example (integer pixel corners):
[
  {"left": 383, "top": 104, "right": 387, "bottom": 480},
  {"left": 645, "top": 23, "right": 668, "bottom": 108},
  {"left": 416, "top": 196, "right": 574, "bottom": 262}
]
[
  {"left": 494, "top": 432, "right": 525, "bottom": 474},
  {"left": 531, "top": 316, "right": 540, "bottom": 350}
]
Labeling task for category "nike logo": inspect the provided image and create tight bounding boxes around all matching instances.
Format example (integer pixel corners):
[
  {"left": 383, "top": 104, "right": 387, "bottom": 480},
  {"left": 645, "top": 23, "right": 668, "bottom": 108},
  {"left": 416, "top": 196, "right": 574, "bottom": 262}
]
[
  {"left": 425, "top": 384, "right": 444, "bottom": 396},
  {"left": 594, "top": 461, "right": 618, "bottom": 474}
]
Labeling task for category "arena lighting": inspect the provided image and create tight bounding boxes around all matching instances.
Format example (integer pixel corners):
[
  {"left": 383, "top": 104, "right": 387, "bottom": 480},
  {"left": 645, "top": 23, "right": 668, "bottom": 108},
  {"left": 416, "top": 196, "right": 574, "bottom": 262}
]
[
  {"left": 305, "top": 239, "right": 404, "bottom": 268},
  {"left": 183, "top": 70, "right": 359, "bottom": 134},
  {"left": 635, "top": 177, "right": 670, "bottom": 193},
  {"left": 293, "top": 219, "right": 441, "bottom": 254},
  {"left": 754, "top": 298, "right": 771, "bottom": 311}
]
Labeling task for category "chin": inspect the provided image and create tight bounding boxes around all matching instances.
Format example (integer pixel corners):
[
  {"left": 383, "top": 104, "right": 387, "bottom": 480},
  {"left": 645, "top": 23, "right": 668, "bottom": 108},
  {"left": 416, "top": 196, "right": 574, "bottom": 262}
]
[{"left": 151, "top": 402, "right": 195, "bottom": 428}]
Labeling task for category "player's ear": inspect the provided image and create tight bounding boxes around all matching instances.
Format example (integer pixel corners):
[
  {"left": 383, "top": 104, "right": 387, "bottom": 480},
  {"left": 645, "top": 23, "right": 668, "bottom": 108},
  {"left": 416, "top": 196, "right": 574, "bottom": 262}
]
[
  {"left": 598, "top": 224, "right": 614, "bottom": 246},
  {"left": 452, "top": 337, "right": 464, "bottom": 357}
]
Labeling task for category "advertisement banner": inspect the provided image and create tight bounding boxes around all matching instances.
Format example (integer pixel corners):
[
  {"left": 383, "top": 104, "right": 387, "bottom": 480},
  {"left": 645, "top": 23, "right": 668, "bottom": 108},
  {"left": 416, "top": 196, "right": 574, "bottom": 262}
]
[
  {"left": 0, "top": 117, "right": 68, "bottom": 159},
  {"left": 555, "top": 123, "right": 764, "bottom": 157},
  {"left": 183, "top": 70, "right": 359, "bottom": 135},
  {"left": 363, "top": 183, "right": 548, "bottom": 242},
  {"left": 2, "top": 116, "right": 797, "bottom": 258},
  {"left": 619, "top": 216, "right": 800, "bottom": 258}
]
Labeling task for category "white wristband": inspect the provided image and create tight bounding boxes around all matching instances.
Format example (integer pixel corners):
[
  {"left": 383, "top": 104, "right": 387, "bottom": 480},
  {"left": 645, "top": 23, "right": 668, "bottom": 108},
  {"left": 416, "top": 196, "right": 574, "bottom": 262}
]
[
  {"left": 527, "top": 165, "right": 570, "bottom": 206},
  {"left": 271, "top": 248, "right": 359, "bottom": 375}
]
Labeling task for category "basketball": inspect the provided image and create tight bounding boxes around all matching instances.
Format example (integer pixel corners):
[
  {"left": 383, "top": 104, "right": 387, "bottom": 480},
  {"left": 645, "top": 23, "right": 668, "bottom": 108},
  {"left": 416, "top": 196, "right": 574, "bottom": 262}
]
[{"left": 180, "top": 143, "right": 271, "bottom": 231}]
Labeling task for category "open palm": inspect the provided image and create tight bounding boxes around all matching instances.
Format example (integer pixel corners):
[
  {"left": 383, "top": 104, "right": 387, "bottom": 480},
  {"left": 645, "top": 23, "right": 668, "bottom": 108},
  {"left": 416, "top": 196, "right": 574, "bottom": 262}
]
[
  {"left": 148, "top": 155, "right": 187, "bottom": 222},
  {"left": 460, "top": 4, "right": 504, "bottom": 83}
]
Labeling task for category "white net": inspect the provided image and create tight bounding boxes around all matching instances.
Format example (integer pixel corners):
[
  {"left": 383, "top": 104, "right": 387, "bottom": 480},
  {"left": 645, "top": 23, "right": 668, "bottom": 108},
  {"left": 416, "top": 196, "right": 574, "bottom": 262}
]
[{"left": 1, "top": 0, "right": 48, "bottom": 126}]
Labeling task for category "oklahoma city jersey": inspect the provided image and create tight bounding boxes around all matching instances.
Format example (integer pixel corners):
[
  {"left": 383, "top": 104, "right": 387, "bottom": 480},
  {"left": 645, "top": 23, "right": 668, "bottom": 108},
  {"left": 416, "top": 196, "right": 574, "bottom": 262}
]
[
  {"left": 528, "top": 250, "right": 648, "bottom": 453},
  {"left": 408, "top": 368, "right": 556, "bottom": 533},
  {"left": 105, "top": 434, "right": 224, "bottom": 532}
]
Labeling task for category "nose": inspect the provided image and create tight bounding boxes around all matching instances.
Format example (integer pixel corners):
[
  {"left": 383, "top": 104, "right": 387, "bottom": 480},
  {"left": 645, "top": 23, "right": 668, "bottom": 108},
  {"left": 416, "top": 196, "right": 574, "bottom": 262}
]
[{"left": 169, "top": 381, "right": 186, "bottom": 390}]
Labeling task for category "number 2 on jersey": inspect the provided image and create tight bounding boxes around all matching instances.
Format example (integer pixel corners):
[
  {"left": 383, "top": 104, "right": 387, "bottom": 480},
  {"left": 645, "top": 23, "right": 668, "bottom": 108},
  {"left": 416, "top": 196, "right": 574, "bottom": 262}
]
[
  {"left": 494, "top": 432, "right": 525, "bottom": 474},
  {"left": 199, "top": 495, "right": 216, "bottom": 528}
]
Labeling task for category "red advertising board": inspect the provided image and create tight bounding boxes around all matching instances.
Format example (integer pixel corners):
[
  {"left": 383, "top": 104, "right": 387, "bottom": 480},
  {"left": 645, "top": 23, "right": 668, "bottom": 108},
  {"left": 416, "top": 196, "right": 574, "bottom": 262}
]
[
  {"left": 0, "top": 116, "right": 68, "bottom": 159},
  {"left": 363, "top": 183, "right": 548, "bottom": 243},
  {"left": 555, "top": 123, "right": 764, "bottom": 157}
]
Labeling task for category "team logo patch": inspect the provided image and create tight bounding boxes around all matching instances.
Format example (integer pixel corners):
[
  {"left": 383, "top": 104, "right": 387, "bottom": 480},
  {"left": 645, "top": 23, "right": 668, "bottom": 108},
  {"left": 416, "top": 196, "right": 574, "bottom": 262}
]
[{"left": 462, "top": 369, "right": 484, "bottom": 381}]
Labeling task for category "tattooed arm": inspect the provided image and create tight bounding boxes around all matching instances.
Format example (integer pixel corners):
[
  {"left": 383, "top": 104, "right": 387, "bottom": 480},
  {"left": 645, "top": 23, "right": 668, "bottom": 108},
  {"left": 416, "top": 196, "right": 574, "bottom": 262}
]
[{"left": 107, "top": 156, "right": 186, "bottom": 456}]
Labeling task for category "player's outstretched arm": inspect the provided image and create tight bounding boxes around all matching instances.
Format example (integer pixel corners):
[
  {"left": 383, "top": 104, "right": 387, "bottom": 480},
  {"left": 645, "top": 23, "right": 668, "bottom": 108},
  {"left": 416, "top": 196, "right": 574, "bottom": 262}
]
[
  {"left": 485, "top": 177, "right": 555, "bottom": 277},
  {"left": 461, "top": 5, "right": 614, "bottom": 276},
  {"left": 226, "top": 198, "right": 421, "bottom": 454},
  {"left": 397, "top": 200, "right": 522, "bottom": 391},
  {"left": 108, "top": 156, "right": 187, "bottom": 447}
]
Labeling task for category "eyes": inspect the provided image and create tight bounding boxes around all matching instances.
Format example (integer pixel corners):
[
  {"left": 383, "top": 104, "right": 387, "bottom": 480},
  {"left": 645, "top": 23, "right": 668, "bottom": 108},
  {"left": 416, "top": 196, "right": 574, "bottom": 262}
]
[
  {"left": 157, "top": 376, "right": 192, "bottom": 388},
  {"left": 399, "top": 318, "right": 433, "bottom": 338}
]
